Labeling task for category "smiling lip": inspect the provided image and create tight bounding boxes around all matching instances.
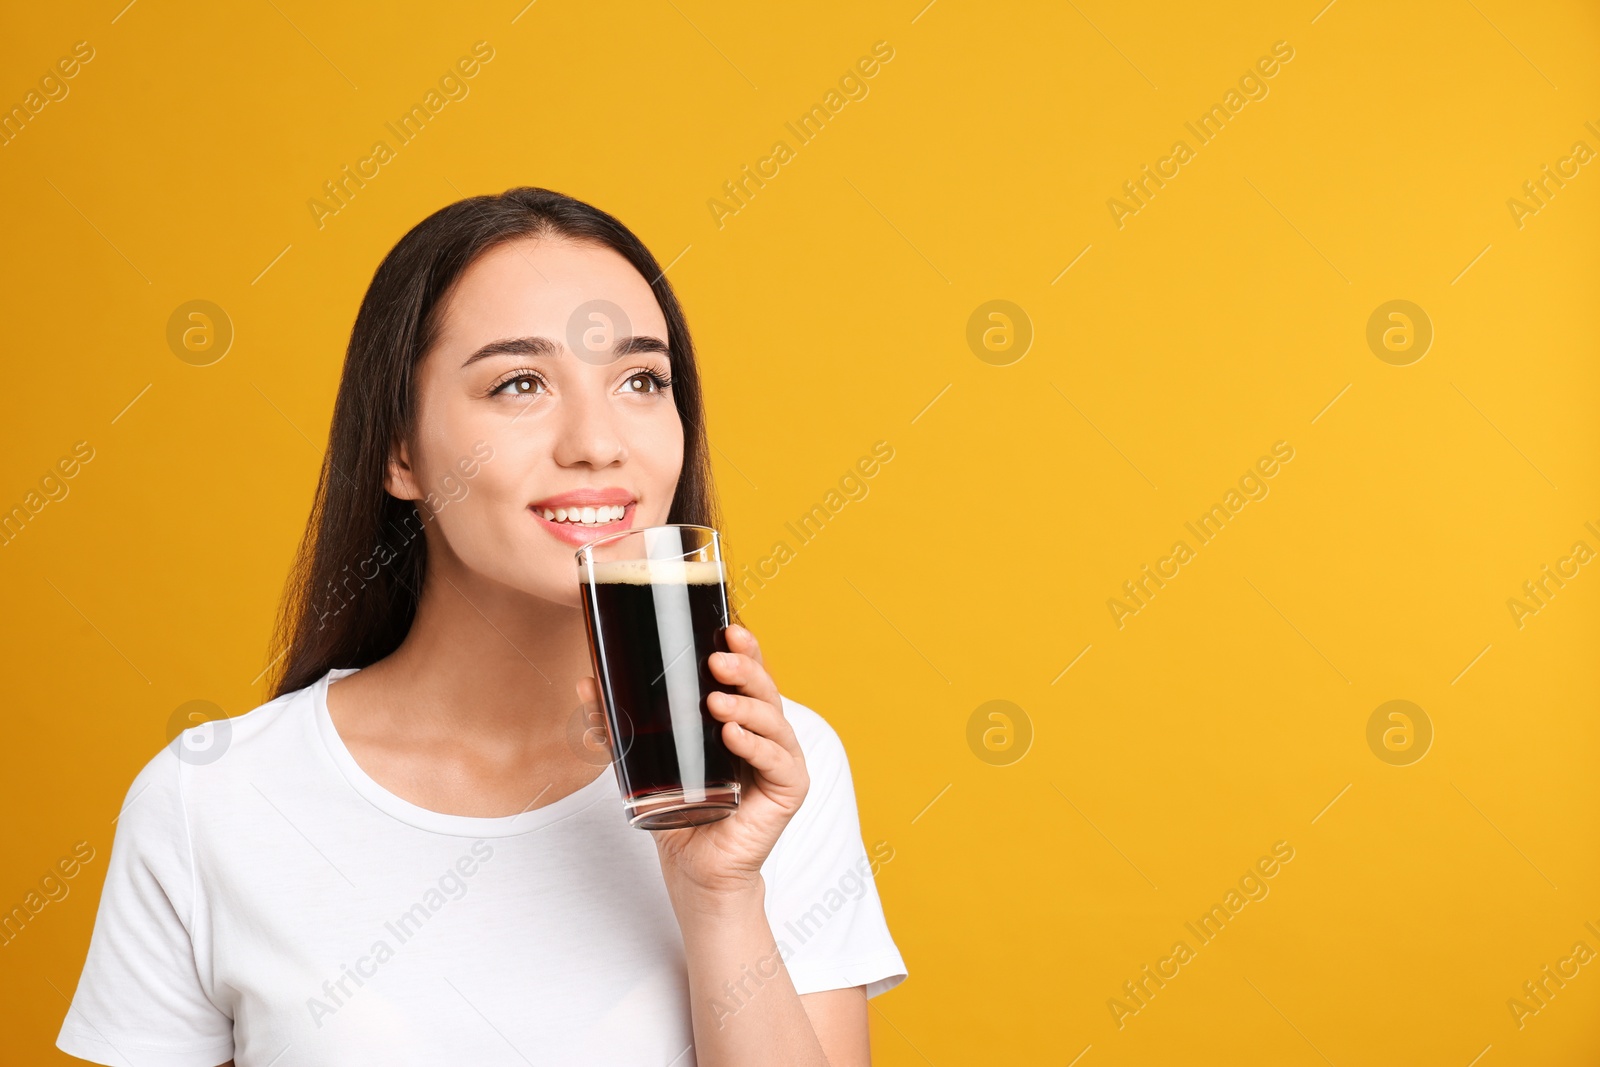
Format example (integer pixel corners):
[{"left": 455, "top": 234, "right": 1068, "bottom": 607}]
[{"left": 528, "top": 489, "right": 636, "bottom": 548}]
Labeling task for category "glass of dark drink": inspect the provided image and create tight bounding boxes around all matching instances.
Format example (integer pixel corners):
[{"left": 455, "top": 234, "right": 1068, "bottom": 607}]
[{"left": 576, "top": 524, "right": 745, "bottom": 830}]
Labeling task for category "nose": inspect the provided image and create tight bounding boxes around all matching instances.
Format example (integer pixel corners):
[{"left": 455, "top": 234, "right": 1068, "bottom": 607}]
[{"left": 551, "top": 375, "right": 627, "bottom": 469}]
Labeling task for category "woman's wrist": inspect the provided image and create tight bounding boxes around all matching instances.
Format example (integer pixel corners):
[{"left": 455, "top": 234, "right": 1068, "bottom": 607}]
[{"left": 665, "top": 871, "right": 768, "bottom": 925}]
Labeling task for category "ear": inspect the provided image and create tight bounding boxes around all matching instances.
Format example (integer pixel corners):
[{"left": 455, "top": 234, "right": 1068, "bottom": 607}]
[{"left": 384, "top": 436, "right": 422, "bottom": 501}]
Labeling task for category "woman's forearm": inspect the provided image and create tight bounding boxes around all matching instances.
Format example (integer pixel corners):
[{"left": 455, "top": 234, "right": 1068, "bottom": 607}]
[{"left": 672, "top": 876, "right": 829, "bottom": 1067}]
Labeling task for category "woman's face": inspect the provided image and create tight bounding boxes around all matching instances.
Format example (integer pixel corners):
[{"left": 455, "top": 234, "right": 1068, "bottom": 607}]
[{"left": 388, "top": 236, "right": 685, "bottom": 609}]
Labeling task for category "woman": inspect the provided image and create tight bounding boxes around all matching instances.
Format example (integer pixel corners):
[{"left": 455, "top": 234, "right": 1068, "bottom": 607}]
[{"left": 56, "top": 187, "right": 906, "bottom": 1065}]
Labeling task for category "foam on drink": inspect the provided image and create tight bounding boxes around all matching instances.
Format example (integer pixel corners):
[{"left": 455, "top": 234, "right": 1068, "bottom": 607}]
[{"left": 579, "top": 558, "right": 725, "bottom": 586}]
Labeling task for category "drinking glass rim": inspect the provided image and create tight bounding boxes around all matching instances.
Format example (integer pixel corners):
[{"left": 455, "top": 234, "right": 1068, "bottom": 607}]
[{"left": 573, "top": 523, "right": 719, "bottom": 562}]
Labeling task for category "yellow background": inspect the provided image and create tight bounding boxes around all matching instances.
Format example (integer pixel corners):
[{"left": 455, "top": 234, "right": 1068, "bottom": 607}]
[{"left": 3, "top": 0, "right": 1598, "bottom": 1063}]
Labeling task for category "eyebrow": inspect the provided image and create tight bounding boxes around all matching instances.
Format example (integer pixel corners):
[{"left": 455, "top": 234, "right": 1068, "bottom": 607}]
[{"left": 459, "top": 334, "right": 670, "bottom": 368}]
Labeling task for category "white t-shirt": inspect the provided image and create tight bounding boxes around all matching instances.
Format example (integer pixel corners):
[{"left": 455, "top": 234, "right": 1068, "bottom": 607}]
[{"left": 57, "top": 667, "right": 906, "bottom": 1067}]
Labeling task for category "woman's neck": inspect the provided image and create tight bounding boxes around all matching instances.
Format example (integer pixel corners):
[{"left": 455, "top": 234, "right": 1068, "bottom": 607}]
[{"left": 353, "top": 554, "right": 594, "bottom": 751}]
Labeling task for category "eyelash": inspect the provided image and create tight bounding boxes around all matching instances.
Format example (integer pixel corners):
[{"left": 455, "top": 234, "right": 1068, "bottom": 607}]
[{"left": 488, "top": 368, "right": 672, "bottom": 398}]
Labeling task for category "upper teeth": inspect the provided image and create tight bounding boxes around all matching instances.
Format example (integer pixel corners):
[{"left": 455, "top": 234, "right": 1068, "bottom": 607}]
[{"left": 541, "top": 505, "right": 625, "bottom": 525}]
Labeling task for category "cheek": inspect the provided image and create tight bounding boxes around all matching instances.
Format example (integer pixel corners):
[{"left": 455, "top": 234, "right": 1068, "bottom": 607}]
[
  {"left": 423, "top": 471, "right": 506, "bottom": 559},
  {"left": 640, "top": 410, "right": 685, "bottom": 518}
]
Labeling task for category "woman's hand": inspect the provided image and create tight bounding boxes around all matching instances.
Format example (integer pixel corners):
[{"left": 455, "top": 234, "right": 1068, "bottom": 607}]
[{"left": 578, "top": 624, "right": 809, "bottom": 910}]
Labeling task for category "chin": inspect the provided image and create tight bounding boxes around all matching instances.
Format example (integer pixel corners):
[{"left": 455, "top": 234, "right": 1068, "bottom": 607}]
[
  {"left": 459, "top": 557, "right": 585, "bottom": 612},
  {"left": 522, "top": 571, "right": 586, "bottom": 611},
  {"left": 544, "top": 582, "right": 585, "bottom": 610}
]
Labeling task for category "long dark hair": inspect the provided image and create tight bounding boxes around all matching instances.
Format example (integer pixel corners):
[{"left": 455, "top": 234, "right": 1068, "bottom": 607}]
[{"left": 267, "top": 187, "right": 723, "bottom": 699}]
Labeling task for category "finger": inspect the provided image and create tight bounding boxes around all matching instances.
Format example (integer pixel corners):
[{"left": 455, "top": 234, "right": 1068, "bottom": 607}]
[
  {"left": 721, "top": 719, "right": 807, "bottom": 792},
  {"left": 708, "top": 650, "right": 781, "bottom": 708},
  {"left": 707, "top": 690, "right": 801, "bottom": 757},
  {"left": 576, "top": 676, "right": 600, "bottom": 705},
  {"left": 725, "top": 624, "right": 764, "bottom": 667}
]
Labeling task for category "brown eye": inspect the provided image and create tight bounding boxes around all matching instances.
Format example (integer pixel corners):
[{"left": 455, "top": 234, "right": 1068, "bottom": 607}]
[
  {"left": 623, "top": 371, "right": 670, "bottom": 394},
  {"left": 493, "top": 373, "right": 546, "bottom": 397}
]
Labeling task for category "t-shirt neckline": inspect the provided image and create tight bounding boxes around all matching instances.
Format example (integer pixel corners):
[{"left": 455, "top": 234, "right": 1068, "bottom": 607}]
[{"left": 312, "top": 666, "right": 617, "bottom": 838}]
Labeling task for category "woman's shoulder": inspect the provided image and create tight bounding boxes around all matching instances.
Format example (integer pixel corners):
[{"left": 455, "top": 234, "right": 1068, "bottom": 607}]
[
  {"left": 176, "top": 677, "right": 323, "bottom": 765},
  {"left": 120, "top": 678, "right": 323, "bottom": 826}
]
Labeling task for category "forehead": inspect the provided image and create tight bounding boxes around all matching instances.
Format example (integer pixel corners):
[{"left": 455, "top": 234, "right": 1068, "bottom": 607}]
[{"left": 433, "top": 236, "right": 668, "bottom": 350}]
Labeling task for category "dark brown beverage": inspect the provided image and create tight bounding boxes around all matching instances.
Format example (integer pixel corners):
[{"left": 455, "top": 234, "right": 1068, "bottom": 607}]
[{"left": 578, "top": 557, "right": 744, "bottom": 829}]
